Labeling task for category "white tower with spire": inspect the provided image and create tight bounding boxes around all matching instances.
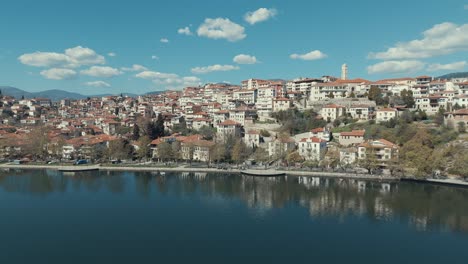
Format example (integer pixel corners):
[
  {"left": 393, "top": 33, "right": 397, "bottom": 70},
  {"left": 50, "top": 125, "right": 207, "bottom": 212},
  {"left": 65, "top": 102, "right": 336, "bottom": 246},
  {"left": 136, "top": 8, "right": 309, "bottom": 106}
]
[{"left": 341, "top": 64, "right": 348, "bottom": 80}]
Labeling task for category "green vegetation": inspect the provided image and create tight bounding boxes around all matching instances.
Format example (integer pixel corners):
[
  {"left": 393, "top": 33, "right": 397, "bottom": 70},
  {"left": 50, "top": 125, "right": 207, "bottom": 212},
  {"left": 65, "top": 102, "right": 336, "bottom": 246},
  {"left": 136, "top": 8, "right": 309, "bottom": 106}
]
[{"left": 271, "top": 109, "right": 327, "bottom": 135}]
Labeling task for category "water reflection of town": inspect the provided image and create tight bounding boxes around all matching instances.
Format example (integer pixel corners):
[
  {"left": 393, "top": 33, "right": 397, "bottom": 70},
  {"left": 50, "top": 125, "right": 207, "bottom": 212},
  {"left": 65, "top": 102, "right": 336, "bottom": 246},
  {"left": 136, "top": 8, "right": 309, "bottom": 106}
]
[{"left": 0, "top": 169, "right": 467, "bottom": 233}]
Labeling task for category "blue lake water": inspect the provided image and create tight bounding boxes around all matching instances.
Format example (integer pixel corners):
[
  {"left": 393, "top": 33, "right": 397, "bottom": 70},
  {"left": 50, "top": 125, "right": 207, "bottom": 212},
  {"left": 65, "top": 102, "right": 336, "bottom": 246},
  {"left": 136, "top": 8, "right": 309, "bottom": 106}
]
[{"left": 0, "top": 170, "right": 467, "bottom": 263}]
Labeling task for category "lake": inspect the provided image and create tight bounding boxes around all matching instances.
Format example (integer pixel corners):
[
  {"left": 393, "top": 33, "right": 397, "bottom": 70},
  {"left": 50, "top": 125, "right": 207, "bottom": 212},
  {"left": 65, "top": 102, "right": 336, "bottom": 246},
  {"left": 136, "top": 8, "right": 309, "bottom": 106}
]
[{"left": 0, "top": 170, "right": 467, "bottom": 263}]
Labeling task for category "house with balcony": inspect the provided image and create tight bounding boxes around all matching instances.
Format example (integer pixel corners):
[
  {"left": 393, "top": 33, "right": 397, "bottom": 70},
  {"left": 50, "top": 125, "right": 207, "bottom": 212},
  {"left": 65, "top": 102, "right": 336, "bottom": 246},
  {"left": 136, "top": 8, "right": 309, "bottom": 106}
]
[
  {"left": 320, "top": 104, "right": 346, "bottom": 122},
  {"left": 357, "top": 139, "right": 399, "bottom": 165},
  {"left": 376, "top": 108, "right": 398, "bottom": 123},
  {"left": 298, "top": 137, "right": 327, "bottom": 161},
  {"left": 216, "top": 120, "right": 242, "bottom": 141}
]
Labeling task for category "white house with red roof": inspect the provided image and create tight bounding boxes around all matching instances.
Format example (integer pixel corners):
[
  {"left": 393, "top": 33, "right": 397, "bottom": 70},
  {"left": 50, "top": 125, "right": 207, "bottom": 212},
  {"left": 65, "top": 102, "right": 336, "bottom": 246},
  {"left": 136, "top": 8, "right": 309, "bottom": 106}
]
[
  {"left": 273, "top": 97, "right": 292, "bottom": 112},
  {"left": 376, "top": 108, "right": 398, "bottom": 123},
  {"left": 338, "top": 130, "right": 365, "bottom": 146},
  {"left": 358, "top": 139, "right": 399, "bottom": 163},
  {"left": 216, "top": 120, "right": 242, "bottom": 141},
  {"left": 309, "top": 127, "right": 331, "bottom": 141},
  {"left": 320, "top": 104, "right": 346, "bottom": 122},
  {"left": 244, "top": 130, "right": 261, "bottom": 148},
  {"left": 298, "top": 137, "right": 327, "bottom": 161}
]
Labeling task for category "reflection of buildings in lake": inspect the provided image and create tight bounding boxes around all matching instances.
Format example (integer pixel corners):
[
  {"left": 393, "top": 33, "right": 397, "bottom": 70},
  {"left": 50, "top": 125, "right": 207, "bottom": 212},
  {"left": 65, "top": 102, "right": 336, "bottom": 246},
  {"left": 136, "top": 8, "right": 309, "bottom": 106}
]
[
  {"left": 180, "top": 172, "right": 190, "bottom": 178},
  {"left": 410, "top": 215, "right": 428, "bottom": 231},
  {"left": 241, "top": 176, "right": 275, "bottom": 211},
  {"left": 194, "top": 172, "right": 207, "bottom": 181},
  {"left": 298, "top": 176, "right": 321, "bottom": 189},
  {"left": 374, "top": 197, "right": 393, "bottom": 220},
  {"left": 380, "top": 183, "right": 391, "bottom": 194},
  {"left": 358, "top": 181, "right": 366, "bottom": 193}
]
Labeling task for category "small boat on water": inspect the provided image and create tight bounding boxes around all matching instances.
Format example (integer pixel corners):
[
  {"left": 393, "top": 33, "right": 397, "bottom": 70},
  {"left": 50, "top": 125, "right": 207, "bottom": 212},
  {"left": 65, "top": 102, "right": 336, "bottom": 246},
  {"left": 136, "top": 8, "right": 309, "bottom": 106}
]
[
  {"left": 58, "top": 165, "right": 100, "bottom": 172},
  {"left": 240, "top": 170, "right": 286, "bottom": 177}
]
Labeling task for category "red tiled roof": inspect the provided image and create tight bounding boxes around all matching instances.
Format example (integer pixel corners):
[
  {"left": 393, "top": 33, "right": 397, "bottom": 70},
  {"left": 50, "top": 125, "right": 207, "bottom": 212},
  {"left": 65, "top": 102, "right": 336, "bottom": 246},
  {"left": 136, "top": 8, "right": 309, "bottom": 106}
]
[
  {"left": 340, "top": 130, "right": 365, "bottom": 137},
  {"left": 218, "top": 120, "right": 241, "bottom": 126},
  {"left": 300, "top": 137, "right": 326, "bottom": 143}
]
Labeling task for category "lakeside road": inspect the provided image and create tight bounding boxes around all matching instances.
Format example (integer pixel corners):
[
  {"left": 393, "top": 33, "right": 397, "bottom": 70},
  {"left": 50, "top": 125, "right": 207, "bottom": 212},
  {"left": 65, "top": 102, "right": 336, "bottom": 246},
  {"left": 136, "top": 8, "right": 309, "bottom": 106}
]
[{"left": 0, "top": 163, "right": 398, "bottom": 181}]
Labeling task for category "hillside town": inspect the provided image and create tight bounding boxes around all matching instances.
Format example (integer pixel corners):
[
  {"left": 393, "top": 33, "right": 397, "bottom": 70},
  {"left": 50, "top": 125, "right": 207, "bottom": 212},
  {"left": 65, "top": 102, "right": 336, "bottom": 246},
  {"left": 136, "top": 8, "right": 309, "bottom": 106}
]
[{"left": 0, "top": 65, "right": 467, "bottom": 178}]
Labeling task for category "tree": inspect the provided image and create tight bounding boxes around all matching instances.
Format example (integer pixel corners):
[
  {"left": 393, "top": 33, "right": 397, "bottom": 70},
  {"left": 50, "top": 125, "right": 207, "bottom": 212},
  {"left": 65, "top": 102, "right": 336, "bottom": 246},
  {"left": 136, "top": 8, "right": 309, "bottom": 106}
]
[
  {"left": 132, "top": 124, "right": 140, "bottom": 141},
  {"left": 434, "top": 107, "right": 445, "bottom": 126},
  {"left": 449, "top": 151, "right": 468, "bottom": 177},
  {"left": 156, "top": 142, "right": 173, "bottom": 161},
  {"left": 400, "top": 130, "right": 436, "bottom": 178},
  {"left": 154, "top": 114, "right": 165, "bottom": 138},
  {"left": 286, "top": 151, "right": 303, "bottom": 166},
  {"left": 171, "top": 141, "right": 181, "bottom": 161},
  {"left": 199, "top": 125, "right": 216, "bottom": 140},
  {"left": 400, "top": 89, "right": 415, "bottom": 108},
  {"left": 326, "top": 91, "right": 335, "bottom": 99},
  {"left": 232, "top": 140, "right": 249, "bottom": 165},
  {"left": 136, "top": 136, "right": 151, "bottom": 161},
  {"left": 210, "top": 143, "right": 226, "bottom": 164},
  {"left": 260, "top": 129, "right": 271, "bottom": 137},
  {"left": 26, "top": 127, "right": 50, "bottom": 160},
  {"left": 107, "top": 139, "right": 134, "bottom": 161},
  {"left": 457, "top": 122, "right": 466, "bottom": 133},
  {"left": 358, "top": 149, "right": 379, "bottom": 174},
  {"left": 252, "top": 147, "right": 269, "bottom": 163}
]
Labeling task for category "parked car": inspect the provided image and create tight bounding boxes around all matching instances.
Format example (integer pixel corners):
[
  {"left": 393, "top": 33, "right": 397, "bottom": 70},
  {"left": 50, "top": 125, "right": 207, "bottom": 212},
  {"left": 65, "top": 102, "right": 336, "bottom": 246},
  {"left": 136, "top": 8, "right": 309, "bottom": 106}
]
[{"left": 74, "top": 159, "right": 88, "bottom": 165}]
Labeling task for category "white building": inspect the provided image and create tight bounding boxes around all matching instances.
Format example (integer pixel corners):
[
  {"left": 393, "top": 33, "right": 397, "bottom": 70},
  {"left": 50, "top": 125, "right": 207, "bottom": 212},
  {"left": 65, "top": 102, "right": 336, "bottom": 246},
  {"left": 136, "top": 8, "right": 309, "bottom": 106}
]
[
  {"left": 376, "top": 108, "right": 398, "bottom": 123},
  {"left": 321, "top": 104, "right": 346, "bottom": 122},
  {"left": 298, "top": 137, "right": 327, "bottom": 161}
]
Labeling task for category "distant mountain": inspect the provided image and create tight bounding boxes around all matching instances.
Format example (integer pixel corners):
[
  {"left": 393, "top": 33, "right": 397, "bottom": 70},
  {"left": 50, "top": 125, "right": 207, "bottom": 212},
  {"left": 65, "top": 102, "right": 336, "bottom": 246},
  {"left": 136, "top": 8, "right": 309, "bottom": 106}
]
[
  {"left": 144, "top": 91, "right": 165, "bottom": 96},
  {"left": 0, "top": 86, "right": 87, "bottom": 101},
  {"left": 0, "top": 86, "right": 142, "bottom": 101},
  {"left": 436, "top": 72, "right": 468, "bottom": 80}
]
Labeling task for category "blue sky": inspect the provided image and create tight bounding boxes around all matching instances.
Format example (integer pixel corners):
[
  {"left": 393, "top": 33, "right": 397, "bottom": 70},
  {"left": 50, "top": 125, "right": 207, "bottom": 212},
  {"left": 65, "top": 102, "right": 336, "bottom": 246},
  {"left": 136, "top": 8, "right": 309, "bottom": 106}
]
[{"left": 0, "top": 0, "right": 467, "bottom": 95}]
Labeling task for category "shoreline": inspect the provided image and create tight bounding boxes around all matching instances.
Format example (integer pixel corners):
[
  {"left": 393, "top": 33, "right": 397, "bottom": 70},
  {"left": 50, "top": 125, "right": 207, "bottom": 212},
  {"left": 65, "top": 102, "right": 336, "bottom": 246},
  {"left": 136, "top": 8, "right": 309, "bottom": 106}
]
[
  {"left": 0, "top": 163, "right": 400, "bottom": 182},
  {"left": 2, "top": 164, "right": 467, "bottom": 187}
]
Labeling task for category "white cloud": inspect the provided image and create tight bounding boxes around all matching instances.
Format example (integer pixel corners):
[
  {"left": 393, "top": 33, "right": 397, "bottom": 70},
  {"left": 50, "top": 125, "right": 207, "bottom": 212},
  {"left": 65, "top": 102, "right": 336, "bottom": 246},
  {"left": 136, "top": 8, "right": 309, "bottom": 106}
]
[
  {"left": 40, "top": 68, "right": 77, "bottom": 80},
  {"left": 178, "top": 26, "right": 193, "bottom": 35},
  {"left": 121, "top": 64, "right": 148, "bottom": 72},
  {"left": 85, "top": 81, "right": 111, "bottom": 88},
  {"left": 151, "top": 55, "right": 159, "bottom": 60},
  {"left": 465, "top": 4, "right": 468, "bottom": 10},
  {"left": 153, "top": 76, "right": 202, "bottom": 89},
  {"left": 367, "top": 60, "right": 425, "bottom": 74},
  {"left": 108, "top": 52, "right": 116, "bottom": 57},
  {"left": 197, "top": 18, "right": 246, "bottom": 42},
  {"left": 191, "top": 64, "right": 240, "bottom": 74},
  {"left": 80, "top": 66, "right": 122, "bottom": 78},
  {"left": 136, "top": 70, "right": 201, "bottom": 90},
  {"left": 290, "top": 50, "right": 327, "bottom": 61},
  {"left": 19, "top": 52, "right": 70, "bottom": 67},
  {"left": 135, "top": 71, "right": 179, "bottom": 80},
  {"left": 233, "top": 54, "right": 258, "bottom": 64},
  {"left": 18, "top": 46, "right": 105, "bottom": 68},
  {"left": 369, "top": 22, "right": 468, "bottom": 60},
  {"left": 244, "top": 8, "right": 277, "bottom": 25},
  {"left": 427, "top": 61, "right": 467, "bottom": 72},
  {"left": 160, "top": 38, "right": 169, "bottom": 43}
]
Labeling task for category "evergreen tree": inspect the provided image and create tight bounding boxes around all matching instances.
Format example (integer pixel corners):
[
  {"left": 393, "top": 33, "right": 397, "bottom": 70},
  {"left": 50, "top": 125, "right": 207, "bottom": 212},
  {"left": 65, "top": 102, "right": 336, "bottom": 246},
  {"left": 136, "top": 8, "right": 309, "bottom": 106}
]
[{"left": 132, "top": 124, "right": 140, "bottom": 140}]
